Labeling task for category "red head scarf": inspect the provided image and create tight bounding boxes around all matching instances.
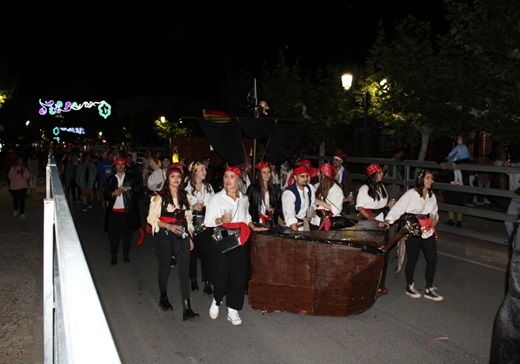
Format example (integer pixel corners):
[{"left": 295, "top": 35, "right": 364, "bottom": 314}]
[
  {"left": 255, "top": 161, "right": 270, "bottom": 170},
  {"left": 319, "top": 163, "right": 335, "bottom": 179},
  {"left": 112, "top": 157, "right": 129, "bottom": 168},
  {"left": 299, "top": 159, "right": 312, "bottom": 168},
  {"left": 293, "top": 165, "right": 309, "bottom": 176},
  {"left": 308, "top": 167, "right": 318, "bottom": 179},
  {"left": 166, "top": 167, "right": 183, "bottom": 178},
  {"left": 225, "top": 166, "right": 241, "bottom": 178},
  {"left": 366, "top": 163, "right": 382, "bottom": 176}
]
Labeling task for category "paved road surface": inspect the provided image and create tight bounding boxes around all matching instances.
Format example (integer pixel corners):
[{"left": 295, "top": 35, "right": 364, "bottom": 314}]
[{"left": 1, "top": 184, "right": 510, "bottom": 364}]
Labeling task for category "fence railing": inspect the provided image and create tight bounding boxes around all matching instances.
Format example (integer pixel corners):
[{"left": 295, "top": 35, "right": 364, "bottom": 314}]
[
  {"left": 303, "top": 155, "right": 518, "bottom": 246},
  {"left": 43, "top": 152, "right": 120, "bottom": 363}
]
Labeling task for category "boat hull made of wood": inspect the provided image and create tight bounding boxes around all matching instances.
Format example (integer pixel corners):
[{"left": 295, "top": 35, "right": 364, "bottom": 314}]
[{"left": 248, "top": 221, "right": 391, "bottom": 316}]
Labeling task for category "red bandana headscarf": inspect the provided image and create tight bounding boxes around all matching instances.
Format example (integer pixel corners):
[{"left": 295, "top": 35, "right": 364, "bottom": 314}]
[
  {"left": 255, "top": 161, "right": 269, "bottom": 170},
  {"left": 319, "top": 163, "right": 335, "bottom": 179},
  {"left": 225, "top": 166, "right": 241, "bottom": 178},
  {"left": 112, "top": 157, "right": 129, "bottom": 168},
  {"left": 366, "top": 163, "right": 382, "bottom": 176},
  {"left": 166, "top": 167, "right": 183, "bottom": 178},
  {"left": 293, "top": 165, "right": 309, "bottom": 176}
]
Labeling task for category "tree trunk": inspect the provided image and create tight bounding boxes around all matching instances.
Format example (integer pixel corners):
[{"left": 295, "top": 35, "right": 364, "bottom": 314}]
[{"left": 417, "top": 126, "right": 432, "bottom": 161}]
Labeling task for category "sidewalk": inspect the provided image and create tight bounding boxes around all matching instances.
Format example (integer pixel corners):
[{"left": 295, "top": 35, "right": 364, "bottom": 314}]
[{"left": 0, "top": 181, "right": 44, "bottom": 364}]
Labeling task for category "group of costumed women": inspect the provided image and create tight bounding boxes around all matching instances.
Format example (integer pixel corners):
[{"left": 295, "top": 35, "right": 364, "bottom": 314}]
[{"left": 143, "top": 159, "right": 444, "bottom": 326}]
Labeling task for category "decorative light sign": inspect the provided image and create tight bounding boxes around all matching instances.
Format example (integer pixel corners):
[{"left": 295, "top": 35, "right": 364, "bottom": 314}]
[
  {"left": 39, "top": 99, "right": 111, "bottom": 119},
  {"left": 52, "top": 126, "right": 86, "bottom": 142}
]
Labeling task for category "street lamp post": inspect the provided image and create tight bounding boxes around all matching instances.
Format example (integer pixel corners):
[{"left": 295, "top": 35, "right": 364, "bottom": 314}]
[
  {"left": 362, "top": 91, "right": 368, "bottom": 157},
  {"left": 342, "top": 73, "right": 369, "bottom": 156},
  {"left": 160, "top": 116, "right": 172, "bottom": 157}
]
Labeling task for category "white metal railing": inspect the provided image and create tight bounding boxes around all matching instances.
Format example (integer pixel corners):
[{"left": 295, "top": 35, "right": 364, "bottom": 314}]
[{"left": 43, "top": 151, "right": 121, "bottom": 363}]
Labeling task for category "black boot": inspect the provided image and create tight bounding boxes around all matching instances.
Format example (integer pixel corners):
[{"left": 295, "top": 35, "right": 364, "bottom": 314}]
[
  {"left": 159, "top": 292, "right": 173, "bottom": 311},
  {"left": 110, "top": 254, "right": 117, "bottom": 265},
  {"left": 191, "top": 278, "right": 199, "bottom": 291},
  {"left": 182, "top": 299, "right": 200, "bottom": 321},
  {"left": 203, "top": 281, "right": 213, "bottom": 295}
]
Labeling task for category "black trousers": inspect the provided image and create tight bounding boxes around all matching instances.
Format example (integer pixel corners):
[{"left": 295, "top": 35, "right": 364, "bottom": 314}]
[
  {"left": 154, "top": 228, "right": 190, "bottom": 302},
  {"left": 405, "top": 234, "right": 437, "bottom": 288},
  {"left": 11, "top": 188, "right": 28, "bottom": 213},
  {"left": 211, "top": 242, "right": 248, "bottom": 311},
  {"left": 189, "top": 228, "right": 213, "bottom": 282},
  {"left": 107, "top": 212, "right": 133, "bottom": 259}
]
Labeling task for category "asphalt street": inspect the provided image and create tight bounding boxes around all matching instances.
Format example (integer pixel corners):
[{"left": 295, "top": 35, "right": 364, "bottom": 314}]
[
  {"left": 1, "top": 183, "right": 510, "bottom": 364},
  {"left": 74, "top": 196, "right": 508, "bottom": 364}
]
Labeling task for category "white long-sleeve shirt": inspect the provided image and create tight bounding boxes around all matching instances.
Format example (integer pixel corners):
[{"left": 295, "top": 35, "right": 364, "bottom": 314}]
[
  {"left": 385, "top": 188, "right": 438, "bottom": 225},
  {"left": 311, "top": 182, "right": 344, "bottom": 226},
  {"left": 315, "top": 182, "right": 344, "bottom": 216},
  {"left": 355, "top": 184, "right": 389, "bottom": 221},
  {"left": 204, "top": 189, "right": 252, "bottom": 228},
  {"left": 147, "top": 168, "right": 167, "bottom": 192},
  {"left": 281, "top": 184, "right": 316, "bottom": 227},
  {"left": 185, "top": 183, "right": 215, "bottom": 208}
]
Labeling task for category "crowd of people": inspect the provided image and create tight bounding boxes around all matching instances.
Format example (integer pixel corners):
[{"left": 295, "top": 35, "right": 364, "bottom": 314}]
[{"left": 2, "top": 141, "right": 518, "bottom": 328}]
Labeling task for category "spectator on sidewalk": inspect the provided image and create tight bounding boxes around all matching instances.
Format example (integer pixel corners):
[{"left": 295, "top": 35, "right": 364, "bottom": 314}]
[
  {"left": 9, "top": 157, "right": 31, "bottom": 219},
  {"left": 3, "top": 149, "right": 18, "bottom": 188}
]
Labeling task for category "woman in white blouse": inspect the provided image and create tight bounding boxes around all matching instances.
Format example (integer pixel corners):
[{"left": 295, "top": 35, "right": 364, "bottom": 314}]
[
  {"left": 185, "top": 161, "right": 215, "bottom": 294},
  {"left": 313, "top": 163, "right": 345, "bottom": 229},
  {"left": 147, "top": 166, "right": 200, "bottom": 321},
  {"left": 204, "top": 166, "right": 267, "bottom": 326},
  {"left": 356, "top": 163, "right": 394, "bottom": 221}
]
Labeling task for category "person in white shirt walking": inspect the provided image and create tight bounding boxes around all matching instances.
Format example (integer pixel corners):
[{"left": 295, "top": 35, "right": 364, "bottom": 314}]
[{"left": 379, "top": 169, "right": 443, "bottom": 302}]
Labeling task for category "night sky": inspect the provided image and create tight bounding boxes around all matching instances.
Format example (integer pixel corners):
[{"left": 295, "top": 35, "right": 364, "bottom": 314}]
[{"left": 2, "top": 1, "right": 446, "bottom": 104}]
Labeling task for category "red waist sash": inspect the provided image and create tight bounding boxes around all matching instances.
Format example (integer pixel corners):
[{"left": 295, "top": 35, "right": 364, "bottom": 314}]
[{"left": 220, "top": 222, "right": 250, "bottom": 245}]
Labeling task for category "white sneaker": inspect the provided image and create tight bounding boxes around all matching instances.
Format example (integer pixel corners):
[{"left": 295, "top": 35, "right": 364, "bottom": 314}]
[
  {"left": 13, "top": 211, "right": 18, "bottom": 217},
  {"left": 20, "top": 214, "right": 27, "bottom": 220},
  {"left": 405, "top": 283, "right": 422, "bottom": 298},
  {"left": 424, "top": 287, "right": 444, "bottom": 302},
  {"left": 227, "top": 308, "right": 242, "bottom": 326},
  {"left": 209, "top": 298, "right": 219, "bottom": 319}
]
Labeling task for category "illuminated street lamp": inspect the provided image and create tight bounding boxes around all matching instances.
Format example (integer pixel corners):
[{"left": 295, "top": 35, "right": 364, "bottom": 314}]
[{"left": 341, "top": 73, "right": 353, "bottom": 91}]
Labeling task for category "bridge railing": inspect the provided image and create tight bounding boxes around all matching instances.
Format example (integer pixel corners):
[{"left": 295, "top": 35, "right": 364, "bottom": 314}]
[{"left": 43, "top": 151, "right": 120, "bottom": 363}]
